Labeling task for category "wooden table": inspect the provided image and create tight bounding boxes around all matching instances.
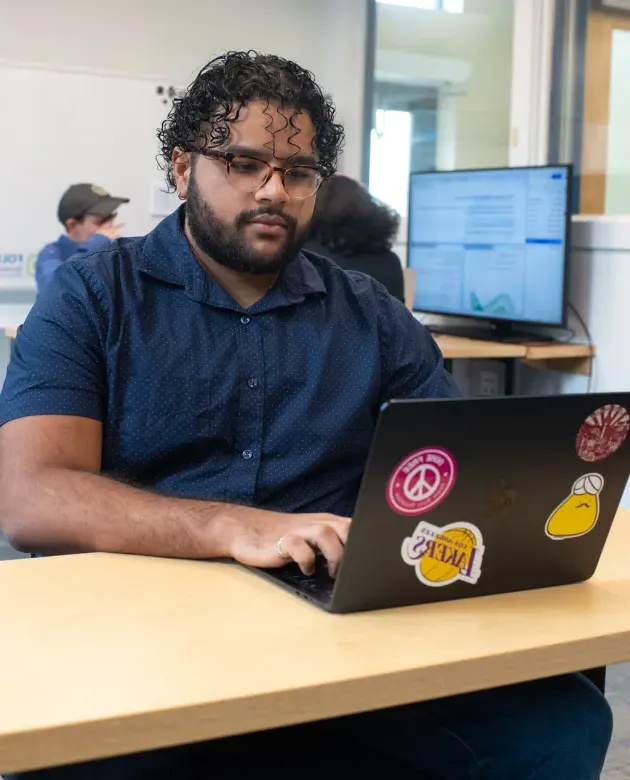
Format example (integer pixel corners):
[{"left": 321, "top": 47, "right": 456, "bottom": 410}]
[
  {"left": 4, "top": 327, "right": 16, "bottom": 340},
  {"left": 1, "top": 510, "right": 629, "bottom": 774}
]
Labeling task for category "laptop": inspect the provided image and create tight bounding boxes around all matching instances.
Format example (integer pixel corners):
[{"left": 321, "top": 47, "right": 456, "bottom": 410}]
[{"left": 252, "top": 393, "right": 630, "bottom": 614}]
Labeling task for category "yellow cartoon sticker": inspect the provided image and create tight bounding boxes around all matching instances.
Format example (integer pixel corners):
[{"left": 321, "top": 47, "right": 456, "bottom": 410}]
[
  {"left": 545, "top": 473, "right": 604, "bottom": 540},
  {"left": 401, "top": 521, "right": 484, "bottom": 587}
]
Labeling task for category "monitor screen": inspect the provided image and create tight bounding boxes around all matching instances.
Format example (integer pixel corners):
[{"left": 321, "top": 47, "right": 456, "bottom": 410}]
[{"left": 408, "top": 165, "right": 571, "bottom": 327}]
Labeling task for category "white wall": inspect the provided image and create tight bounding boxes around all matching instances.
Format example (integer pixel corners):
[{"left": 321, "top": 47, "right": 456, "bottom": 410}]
[
  {"left": 0, "top": 68, "right": 181, "bottom": 271},
  {"left": 0, "top": 0, "right": 367, "bottom": 179},
  {"left": 376, "top": 0, "right": 514, "bottom": 170},
  {"left": 0, "top": 0, "right": 368, "bottom": 384},
  {"left": 517, "top": 216, "right": 630, "bottom": 398}
]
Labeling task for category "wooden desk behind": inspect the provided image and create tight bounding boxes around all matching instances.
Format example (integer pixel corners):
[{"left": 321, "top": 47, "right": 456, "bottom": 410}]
[
  {"left": 1, "top": 510, "right": 629, "bottom": 774},
  {"left": 434, "top": 334, "right": 595, "bottom": 376},
  {"left": 4, "top": 327, "right": 17, "bottom": 340}
]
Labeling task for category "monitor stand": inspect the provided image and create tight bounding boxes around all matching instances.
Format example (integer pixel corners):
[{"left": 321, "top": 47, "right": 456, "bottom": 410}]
[{"left": 427, "top": 321, "right": 554, "bottom": 344}]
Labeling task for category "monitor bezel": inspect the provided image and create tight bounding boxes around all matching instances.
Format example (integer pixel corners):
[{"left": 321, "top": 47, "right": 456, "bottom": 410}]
[{"left": 406, "top": 163, "right": 573, "bottom": 330}]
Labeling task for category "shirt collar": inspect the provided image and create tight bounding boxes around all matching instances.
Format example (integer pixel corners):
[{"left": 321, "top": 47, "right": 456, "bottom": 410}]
[{"left": 139, "top": 205, "right": 327, "bottom": 311}]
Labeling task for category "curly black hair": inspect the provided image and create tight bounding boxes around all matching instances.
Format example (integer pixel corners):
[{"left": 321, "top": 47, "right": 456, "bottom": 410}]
[
  {"left": 157, "top": 51, "right": 345, "bottom": 190},
  {"left": 308, "top": 175, "right": 401, "bottom": 255}
]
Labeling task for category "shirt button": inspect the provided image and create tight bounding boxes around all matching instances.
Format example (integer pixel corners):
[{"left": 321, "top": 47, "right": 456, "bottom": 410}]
[
  {"left": 240, "top": 315, "right": 251, "bottom": 325},
  {"left": 247, "top": 378, "right": 258, "bottom": 389},
  {"left": 242, "top": 449, "right": 253, "bottom": 460}
]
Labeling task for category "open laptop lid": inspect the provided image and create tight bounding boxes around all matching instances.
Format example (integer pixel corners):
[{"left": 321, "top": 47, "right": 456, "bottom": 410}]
[{"left": 331, "top": 393, "right": 630, "bottom": 613}]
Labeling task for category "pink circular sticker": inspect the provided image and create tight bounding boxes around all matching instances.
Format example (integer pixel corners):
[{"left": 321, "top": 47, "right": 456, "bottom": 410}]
[
  {"left": 387, "top": 447, "right": 458, "bottom": 517},
  {"left": 576, "top": 404, "right": 630, "bottom": 463}
]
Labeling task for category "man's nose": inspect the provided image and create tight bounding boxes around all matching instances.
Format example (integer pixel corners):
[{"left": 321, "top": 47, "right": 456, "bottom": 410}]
[{"left": 255, "top": 169, "right": 290, "bottom": 206}]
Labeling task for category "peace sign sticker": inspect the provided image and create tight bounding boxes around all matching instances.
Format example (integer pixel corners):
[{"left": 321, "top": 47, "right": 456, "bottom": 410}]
[{"left": 387, "top": 447, "right": 457, "bottom": 517}]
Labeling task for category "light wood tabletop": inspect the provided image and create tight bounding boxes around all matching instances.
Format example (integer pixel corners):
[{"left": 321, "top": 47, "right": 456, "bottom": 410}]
[
  {"left": 0, "top": 510, "right": 629, "bottom": 773},
  {"left": 4, "top": 327, "right": 17, "bottom": 340}
]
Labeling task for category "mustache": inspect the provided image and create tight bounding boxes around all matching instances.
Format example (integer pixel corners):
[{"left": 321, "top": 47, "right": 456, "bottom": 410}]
[{"left": 235, "top": 207, "right": 298, "bottom": 231}]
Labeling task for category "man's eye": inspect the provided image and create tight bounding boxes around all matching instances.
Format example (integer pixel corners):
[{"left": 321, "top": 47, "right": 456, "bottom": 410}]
[
  {"left": 232, "top": 160, "right": 264, "bottom": 174},
  {"left": 288, "top": 168, "right": 315, "bottom": 181}
]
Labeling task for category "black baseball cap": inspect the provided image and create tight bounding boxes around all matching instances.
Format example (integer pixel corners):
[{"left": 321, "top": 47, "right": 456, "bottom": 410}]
[{"left": 57, "top": 183, "right": 129, "bottom": 225}]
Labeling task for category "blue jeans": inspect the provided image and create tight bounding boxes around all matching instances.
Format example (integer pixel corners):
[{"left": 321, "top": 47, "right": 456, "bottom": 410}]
[{"left": 6, "top": 673, "right": 612, "bottom": 779}]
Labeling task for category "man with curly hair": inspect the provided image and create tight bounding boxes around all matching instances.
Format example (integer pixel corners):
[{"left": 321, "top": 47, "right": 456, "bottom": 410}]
[{"left": 0, "top": 52, "right": 612, "bottom": 779}]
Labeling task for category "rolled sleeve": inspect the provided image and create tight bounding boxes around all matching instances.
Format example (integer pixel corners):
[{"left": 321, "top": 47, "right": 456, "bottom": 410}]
[
  {"left": 377, "top": 286, "right": 461, "bottom": 402},
  {"left": 0, "top": 263, "right": 106, "bottom": 426}
]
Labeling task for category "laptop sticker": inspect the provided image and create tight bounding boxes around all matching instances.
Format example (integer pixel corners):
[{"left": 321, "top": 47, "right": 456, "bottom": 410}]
[
  {"left": 545, "top": 473, "right": 604, "bottom": 540},
  {"left": 401, "top": 521, "right": 484, "bottom": 587},
  {"left": 387, "top": 447, "right": 457, "bottom": 517},
  {"left": 576, "top": 404, "right": 629, "bottom": 463}
]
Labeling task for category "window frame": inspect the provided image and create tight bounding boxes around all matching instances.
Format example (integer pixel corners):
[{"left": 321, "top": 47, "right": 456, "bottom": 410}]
[
  {"left": 509, "top": 0, "right": 557, "bottom": 167},
  {"left": 363, "top": 0, "right": 558, "bottom": 190}
]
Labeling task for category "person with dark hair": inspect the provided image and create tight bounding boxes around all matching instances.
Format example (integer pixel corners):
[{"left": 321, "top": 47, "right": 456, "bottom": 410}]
[
  {"left": 0, "top": 52, "right": 612, "bottom": 779},
  {"left": 306, "top": 174, "right": 405, "bottom": 302},
  {"left": 35, "top": 183, "right": 128, "bottom": 294}
]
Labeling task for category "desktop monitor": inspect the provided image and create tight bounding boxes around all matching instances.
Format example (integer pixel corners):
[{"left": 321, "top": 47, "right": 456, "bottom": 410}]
[{"left": 408, "top": 165, "right": 572, "bottom": 340}]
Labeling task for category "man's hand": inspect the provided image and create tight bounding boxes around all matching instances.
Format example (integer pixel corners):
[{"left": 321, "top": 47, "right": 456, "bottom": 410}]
[
  {"left": 96, "top": 218, "right": 124, "bottom": 240},
  {"left": 226, "top": 511, "right": 351, "bottom": 578}
]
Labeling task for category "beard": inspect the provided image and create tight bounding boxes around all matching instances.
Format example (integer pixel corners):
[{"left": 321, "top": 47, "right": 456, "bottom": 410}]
[{"left": 185, "top": 171, "right": 307, "bottom": 276}]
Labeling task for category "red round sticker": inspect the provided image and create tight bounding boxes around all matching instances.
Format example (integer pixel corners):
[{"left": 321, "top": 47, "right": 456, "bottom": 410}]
[
  {"left": 576, "top": 404, "right": 630, "bottom": 463},
  {"left": 387, "top": 447, "right": 457, "bottom": 517}
]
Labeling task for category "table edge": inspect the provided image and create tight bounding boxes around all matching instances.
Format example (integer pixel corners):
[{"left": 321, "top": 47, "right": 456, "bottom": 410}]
[{"left": 3, "top": 631, "right": 630, "bottom": 773}]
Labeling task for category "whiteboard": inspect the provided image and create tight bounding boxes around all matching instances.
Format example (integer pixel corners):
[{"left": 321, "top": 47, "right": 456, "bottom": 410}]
[{"left": 0, "top": 66, "right": 179, "bottom": 288}]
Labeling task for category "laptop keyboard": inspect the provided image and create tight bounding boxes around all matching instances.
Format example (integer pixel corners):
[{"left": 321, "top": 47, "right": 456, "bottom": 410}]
[{"left": 275, "top": 556, "right": 335, "bottom": 604}]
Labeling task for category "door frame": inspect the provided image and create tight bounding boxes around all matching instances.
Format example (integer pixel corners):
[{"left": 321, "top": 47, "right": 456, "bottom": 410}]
[{"left": 508, "top": 0, "right": 557, "bottom": 167}]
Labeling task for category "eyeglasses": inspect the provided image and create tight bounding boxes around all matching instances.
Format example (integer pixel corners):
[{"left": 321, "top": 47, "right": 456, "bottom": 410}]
[{"left": 198, "top": 150, "right": 324, "bottom": 200}]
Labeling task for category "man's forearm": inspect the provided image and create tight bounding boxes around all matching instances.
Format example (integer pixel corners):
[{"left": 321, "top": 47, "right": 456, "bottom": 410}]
[{"left": 3, "top": 466, "right": 246, "bottom": 558}]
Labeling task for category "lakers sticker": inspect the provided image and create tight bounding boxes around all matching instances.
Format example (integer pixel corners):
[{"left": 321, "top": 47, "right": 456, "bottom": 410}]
[
  {"left": 401, "top": 521, "right": 484, "bottom": 588},
  {"left": 545, "top": 473, "right": 604, "bottom": 540}
]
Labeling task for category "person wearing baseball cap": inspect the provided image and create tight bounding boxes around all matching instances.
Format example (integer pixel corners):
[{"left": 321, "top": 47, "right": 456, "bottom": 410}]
[{"left": 35, "top": 183, "right": 129, "bottom": 294}]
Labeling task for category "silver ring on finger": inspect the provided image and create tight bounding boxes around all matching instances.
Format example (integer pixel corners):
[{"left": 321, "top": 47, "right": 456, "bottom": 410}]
[{"left": 276, "top": 536, "right": 291, "bottom": 559}]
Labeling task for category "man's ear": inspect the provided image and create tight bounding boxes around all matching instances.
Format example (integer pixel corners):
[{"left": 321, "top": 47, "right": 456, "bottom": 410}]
[
  {"left": 65, "top": 217, "right": 78, "bottom": 233},
  {"left": 172, "top": 149, "right": 191, "bottom": 200}
]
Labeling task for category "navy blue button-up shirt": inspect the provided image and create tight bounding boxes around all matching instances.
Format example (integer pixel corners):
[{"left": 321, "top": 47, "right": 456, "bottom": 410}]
[{"left": 0, "top": 208, "right": 459, "bottom": 517}]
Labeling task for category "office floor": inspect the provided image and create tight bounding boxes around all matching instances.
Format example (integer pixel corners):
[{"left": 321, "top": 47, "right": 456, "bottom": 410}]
[{"left": 606, "top": 665, "right": 630, "bottom": 778}]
